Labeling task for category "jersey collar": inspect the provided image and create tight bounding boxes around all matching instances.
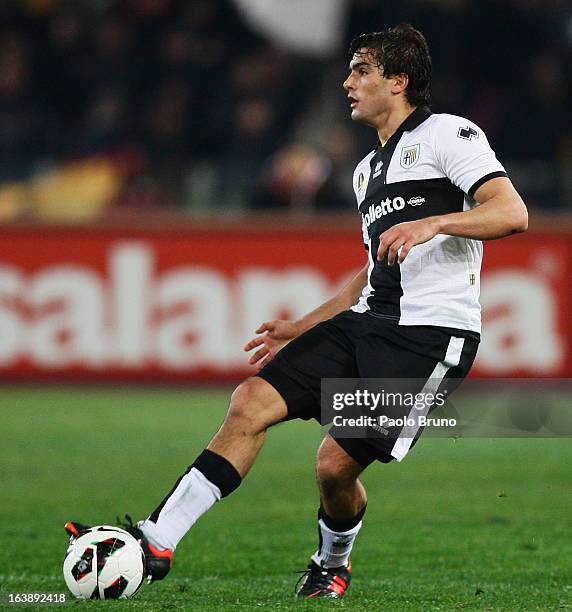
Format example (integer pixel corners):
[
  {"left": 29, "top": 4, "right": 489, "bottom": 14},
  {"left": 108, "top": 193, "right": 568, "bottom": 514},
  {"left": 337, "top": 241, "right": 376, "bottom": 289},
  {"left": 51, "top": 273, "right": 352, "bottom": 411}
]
[
  {"left": 400, "top": 105, "right": 432, "bottom": 132},
  {"left": 377, "top": 106, "right": 432, "bottom": 149}
]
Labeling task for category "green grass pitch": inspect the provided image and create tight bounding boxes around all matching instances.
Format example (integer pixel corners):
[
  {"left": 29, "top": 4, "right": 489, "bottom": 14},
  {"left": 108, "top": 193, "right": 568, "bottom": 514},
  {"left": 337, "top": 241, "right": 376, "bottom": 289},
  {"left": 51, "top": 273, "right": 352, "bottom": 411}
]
[{"left": 0, "top": 387, "right": 570, "bottom": 611}]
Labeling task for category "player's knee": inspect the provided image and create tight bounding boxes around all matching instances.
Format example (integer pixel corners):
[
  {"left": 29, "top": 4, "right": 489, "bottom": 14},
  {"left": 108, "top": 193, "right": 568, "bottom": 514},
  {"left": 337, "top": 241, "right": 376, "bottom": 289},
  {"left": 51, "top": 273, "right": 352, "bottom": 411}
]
[
  {"left": 227, "top": 378, "right": 282, "bottom": 433},
  {"left": 316, "top": 453, "right": 356, "bottom": 492},
  {"left": 228, "top": 379, "right": 261, "bottom": 430}
]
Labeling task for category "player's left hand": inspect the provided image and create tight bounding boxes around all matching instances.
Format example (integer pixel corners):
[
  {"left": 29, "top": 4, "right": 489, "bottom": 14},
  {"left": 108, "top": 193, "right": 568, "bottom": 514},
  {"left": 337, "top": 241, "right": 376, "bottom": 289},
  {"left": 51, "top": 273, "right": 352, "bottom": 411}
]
[
  {"left": 243, "top": 320, "right": 300, "bottom": 370},
  {"left": 377, "top": 217, "right": 441, "bottom": 265}
]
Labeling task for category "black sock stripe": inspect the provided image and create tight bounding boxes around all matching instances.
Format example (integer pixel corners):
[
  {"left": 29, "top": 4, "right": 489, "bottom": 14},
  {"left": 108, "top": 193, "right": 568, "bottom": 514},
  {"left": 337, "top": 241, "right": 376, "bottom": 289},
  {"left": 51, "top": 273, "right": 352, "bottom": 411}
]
[
  {"left": 192, "top": 449, "right": 242, "bottom": 498},
  {"left": 319, "top": 504, "right": 366, "bottom": 533}
]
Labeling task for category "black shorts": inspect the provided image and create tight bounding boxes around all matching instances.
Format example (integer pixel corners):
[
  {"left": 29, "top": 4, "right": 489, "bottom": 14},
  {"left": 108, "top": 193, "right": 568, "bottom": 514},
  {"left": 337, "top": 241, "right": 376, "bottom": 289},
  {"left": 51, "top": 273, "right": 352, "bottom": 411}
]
[{"left": 258, "top": 310, "right": 479, "bottom": 466}]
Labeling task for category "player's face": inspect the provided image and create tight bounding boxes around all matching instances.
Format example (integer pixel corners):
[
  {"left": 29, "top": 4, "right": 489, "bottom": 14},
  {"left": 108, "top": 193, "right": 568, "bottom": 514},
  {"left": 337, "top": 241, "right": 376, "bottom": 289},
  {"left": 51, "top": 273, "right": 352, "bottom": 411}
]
[{"left": 343, "top": 49, "right": 393, "bottom": 126}]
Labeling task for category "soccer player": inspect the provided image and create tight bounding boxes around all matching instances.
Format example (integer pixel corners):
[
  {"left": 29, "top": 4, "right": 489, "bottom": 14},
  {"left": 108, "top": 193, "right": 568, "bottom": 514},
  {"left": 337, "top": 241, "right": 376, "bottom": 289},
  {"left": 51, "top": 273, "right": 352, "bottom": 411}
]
[{"left": 66, "top": 24, "right": 528, "bottom": 598}]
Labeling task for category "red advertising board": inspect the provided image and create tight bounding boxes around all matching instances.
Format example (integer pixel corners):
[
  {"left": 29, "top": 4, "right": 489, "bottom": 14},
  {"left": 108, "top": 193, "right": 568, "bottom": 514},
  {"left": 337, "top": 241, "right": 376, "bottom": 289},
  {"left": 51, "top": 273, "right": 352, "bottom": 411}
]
[
  {"left": 475, "top": 234, "right": 571, "bottom": 377},
  {"left": 0, "top": 226, "right": 569, "bottom": 381}
]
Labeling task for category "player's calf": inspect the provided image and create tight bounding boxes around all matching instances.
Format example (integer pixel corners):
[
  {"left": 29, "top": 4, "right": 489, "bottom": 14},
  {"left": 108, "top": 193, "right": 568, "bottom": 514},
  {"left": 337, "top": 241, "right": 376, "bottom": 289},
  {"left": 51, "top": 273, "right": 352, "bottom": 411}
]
[
  {"left": 207, "top": 377, "right": 289, "bottom": 475},
  {"left": 316, "top": 436, "right": 368, "bottom": 518},
  {"left": 295, "top": 437, "right": 368, "bottom": 598},
  {"left": 126, "top": 379, "right": 287, "bottom": 561}
]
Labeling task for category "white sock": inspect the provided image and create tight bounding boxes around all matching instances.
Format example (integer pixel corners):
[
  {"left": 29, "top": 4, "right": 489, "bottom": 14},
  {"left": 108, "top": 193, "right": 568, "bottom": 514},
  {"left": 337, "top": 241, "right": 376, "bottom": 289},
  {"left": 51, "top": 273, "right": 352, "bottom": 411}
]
[
  {"left": 311, "top": 518, "right": 362, "bottom": 569},
  {"left": 139, "top": 468, "right": 221, "bottom": 551}
]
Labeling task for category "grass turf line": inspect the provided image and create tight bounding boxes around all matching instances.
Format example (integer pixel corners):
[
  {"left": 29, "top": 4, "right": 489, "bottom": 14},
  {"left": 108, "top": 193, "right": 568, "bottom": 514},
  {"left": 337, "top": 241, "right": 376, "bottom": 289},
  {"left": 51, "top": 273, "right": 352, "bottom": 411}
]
[{"left": 0, "top": 387, "right": 570, "bottom": 611}]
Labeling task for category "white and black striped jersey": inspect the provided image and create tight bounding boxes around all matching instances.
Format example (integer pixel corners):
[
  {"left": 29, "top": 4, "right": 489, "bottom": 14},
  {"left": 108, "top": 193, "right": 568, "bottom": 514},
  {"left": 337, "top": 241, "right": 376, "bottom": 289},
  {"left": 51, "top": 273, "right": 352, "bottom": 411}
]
[{"left": 350, "top": 107, "right": 506, "bottom": 335}]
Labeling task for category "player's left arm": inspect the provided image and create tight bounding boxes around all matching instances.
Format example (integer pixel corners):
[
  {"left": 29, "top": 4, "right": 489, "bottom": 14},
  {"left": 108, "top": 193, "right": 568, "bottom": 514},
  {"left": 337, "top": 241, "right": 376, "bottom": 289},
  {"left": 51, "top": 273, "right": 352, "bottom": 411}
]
[{"left": 378, "top": 176, "right": 528, "bottom": 265}]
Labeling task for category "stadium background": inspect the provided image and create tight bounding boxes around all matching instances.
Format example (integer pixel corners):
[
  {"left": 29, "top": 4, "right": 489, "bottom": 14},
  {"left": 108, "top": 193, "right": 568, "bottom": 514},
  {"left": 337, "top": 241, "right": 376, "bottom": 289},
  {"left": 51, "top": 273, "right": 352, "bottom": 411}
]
[
  {"left": 1, "top": 1, "right": 571, "bottom": 610},
  {"left": 0, "top": 0, "right": 571, "bottom": 381}
]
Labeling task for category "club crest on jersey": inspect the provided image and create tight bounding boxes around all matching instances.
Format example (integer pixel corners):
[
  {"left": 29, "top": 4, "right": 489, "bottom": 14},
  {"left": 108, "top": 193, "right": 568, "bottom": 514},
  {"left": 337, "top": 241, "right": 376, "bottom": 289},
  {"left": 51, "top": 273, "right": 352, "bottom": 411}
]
[{"left": 400, "top": 144, "right": 420, "bottom": 169}]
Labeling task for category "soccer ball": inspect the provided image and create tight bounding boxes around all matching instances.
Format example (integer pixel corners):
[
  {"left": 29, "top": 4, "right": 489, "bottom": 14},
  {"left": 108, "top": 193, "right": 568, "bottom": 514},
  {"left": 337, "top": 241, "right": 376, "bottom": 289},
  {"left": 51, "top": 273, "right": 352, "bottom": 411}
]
[{"left": 63, "top": 525, "right": 145, "bottom": 599}]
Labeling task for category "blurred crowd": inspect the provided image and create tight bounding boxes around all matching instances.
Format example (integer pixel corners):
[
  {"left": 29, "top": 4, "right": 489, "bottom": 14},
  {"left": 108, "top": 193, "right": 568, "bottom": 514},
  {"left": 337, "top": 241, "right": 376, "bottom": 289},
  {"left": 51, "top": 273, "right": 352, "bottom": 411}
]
[{"left": 0, "top": 0, "right": 570, "bottom": 222}]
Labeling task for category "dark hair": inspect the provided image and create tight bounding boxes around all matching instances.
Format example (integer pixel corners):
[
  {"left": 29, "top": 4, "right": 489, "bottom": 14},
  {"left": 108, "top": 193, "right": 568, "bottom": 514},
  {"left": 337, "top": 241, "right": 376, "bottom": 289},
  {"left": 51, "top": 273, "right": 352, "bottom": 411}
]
[{"left": 348, "top": 24, "right": 432, "bottom": 107}]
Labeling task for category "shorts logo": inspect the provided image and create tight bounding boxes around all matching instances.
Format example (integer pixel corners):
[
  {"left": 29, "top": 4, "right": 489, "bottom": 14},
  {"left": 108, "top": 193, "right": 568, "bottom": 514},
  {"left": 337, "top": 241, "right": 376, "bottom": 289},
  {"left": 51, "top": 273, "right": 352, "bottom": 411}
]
[{"left": 400, "top": 144, "right": 420, "bottom": 168}]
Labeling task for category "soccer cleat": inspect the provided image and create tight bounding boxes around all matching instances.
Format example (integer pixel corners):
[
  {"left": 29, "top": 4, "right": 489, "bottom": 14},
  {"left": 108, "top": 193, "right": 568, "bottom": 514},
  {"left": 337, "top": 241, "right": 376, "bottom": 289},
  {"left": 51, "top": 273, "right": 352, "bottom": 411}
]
[
  {"left": 295, "top": 560, "right": 352, "bottom": 599},
  {"left": 64, "top": 516, "right": 173, "bottom": 583}
]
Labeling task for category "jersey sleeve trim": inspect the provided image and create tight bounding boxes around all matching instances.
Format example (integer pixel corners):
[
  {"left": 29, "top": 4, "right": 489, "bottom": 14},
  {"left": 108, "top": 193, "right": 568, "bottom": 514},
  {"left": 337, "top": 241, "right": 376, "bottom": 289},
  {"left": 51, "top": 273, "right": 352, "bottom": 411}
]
[{"left": 468, "top": 170, "right": 508, "bottom": 198}]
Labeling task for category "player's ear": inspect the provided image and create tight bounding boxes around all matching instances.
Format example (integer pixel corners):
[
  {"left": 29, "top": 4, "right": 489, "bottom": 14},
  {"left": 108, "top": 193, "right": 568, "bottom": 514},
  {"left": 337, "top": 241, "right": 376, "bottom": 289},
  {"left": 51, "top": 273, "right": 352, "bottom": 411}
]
[{"left": 392, "top": 73, "right": 409, "bottom": 95}]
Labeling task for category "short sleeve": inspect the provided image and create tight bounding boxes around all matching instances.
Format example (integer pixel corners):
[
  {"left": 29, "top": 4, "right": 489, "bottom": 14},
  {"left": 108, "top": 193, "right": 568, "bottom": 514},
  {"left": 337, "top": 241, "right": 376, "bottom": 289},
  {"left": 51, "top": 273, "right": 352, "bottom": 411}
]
[{"left": 432, "top": 114, "right": 507, "bottom": 198}]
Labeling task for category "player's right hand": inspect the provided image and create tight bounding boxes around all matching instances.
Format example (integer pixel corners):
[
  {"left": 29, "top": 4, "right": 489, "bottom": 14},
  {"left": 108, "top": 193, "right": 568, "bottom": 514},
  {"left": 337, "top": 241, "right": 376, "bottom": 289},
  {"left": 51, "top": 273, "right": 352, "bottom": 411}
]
[{"left": 243, "top": 320, "right": 300, "bottom": 370}]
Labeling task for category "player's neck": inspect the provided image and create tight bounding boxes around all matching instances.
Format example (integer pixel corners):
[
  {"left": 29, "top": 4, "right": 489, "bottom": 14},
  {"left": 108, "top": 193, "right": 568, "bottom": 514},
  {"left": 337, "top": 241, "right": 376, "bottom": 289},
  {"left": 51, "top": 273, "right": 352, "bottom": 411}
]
[{"left": 376, "top": 103, "right": 417, "bottom": 147}]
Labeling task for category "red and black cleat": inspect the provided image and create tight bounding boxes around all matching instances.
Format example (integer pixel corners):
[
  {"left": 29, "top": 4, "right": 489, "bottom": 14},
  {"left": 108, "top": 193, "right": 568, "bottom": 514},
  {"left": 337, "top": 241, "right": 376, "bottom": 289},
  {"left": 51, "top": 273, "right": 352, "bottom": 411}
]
[
  {"left": 64, "top": 517, "right": 173, "bottom": 583},
  {"left": 64, "top": 520, "right": 90, "bottom": 540},
  {"left": 295, "top": 560, "right": 352, "bottom": 599}
]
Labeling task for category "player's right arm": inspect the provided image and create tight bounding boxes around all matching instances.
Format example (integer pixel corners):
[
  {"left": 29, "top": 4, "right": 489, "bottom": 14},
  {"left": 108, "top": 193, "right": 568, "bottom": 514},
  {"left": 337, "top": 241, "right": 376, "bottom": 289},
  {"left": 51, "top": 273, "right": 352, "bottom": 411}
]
[{"left": 244, "top": 262, "right": 368, "bottom": 369}]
